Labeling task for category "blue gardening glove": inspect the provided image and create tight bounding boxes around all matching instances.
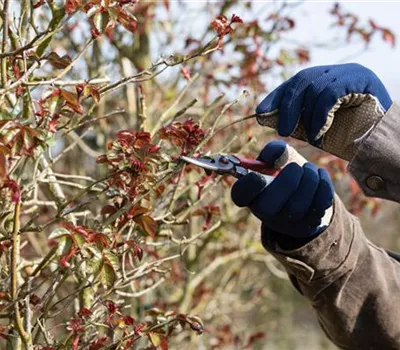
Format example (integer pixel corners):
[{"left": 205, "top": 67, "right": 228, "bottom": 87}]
[
  {"left": 256, "top": 63, "right": 392, "bottom": 161},
  {"left": 231, "top": 140, "right": 334, "bottom": 239}
]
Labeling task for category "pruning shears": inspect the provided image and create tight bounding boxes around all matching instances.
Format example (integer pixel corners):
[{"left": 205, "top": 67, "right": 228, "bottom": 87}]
[{"left": 180, "top": 154, "right": 279, "bottom": 181}]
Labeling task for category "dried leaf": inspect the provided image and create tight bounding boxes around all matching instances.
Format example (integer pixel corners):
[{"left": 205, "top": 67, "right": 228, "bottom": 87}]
[
  {"left": 60, "top": 89, "right": 84, "bottom": 114},
  {"left": 135, "top": 215, "right": 157, "bottom": 238},
  {"left": 110, "top": 7, "right": 137, "bottom": 33},
  {"left": 101, "top": 262, "right": 116, "bottom": 290},
  {"left": 45, "top": 52, "right": 72, "bottom": 69}
]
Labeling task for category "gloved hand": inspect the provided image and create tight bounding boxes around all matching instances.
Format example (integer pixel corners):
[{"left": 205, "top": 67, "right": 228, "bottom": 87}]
[
  {"left": 231, "top": 140, "right": 334, "bottom": 242},
  {"left": 256, "top": 63, "right": 392, "bottom": 160}
]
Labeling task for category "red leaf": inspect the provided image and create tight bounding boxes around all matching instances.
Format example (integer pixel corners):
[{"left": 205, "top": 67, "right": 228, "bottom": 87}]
[
  {"left": 72, "top": 335, "right": 80, "bottom": 350},
  {"left": 195, "top": 174, "right": 215, "bottom": 199},
  {"left": 88, "top": 232, "right": 110, "bottom": 250},
  {"left": 180, "top": 66, "right": 191, "bottom": 80},
  {"left": 1, "top": 180, "right": 20, "bottom": 202},
  {"left": 101, "top": 204, "right": 117, "bottom": 215},
  {"left": 246, "top": 332, "right": 266, "bottom": 346},
  {"left": 33, "top": 0, "right": 45, "bottom": 9},
  {"left": 126, "top": 240, "right": 143, "bottom": 261},
  {"left": 163, "top": 0, "right": 170, "bottom": 11},
  {"left": 77, "top": 307, "right": 92, "bottom": 319},
  {"left": 296, "top": 48, "right": 310, "bottom": 64},
  {"left": 105, "top": 300, "right": 120, "bottom": 314},
  {"left": 382, "top": 28, "right": 396, "bottom": 47},
  {"left": 96, "top": 154, "right": 109, "bottom": 164},
  {"left": 65, "top": 0, "right": 81, "bottom": 15},
  {"left": 134, "top": 323, "right": 145, "bottom": 334},
  {"left": 67, "top": 318, "right": 85, "bottom": 334},
  {"left": 89, "top": 336, "right": 109, "bottom": 350},
  {"left": 59, "top": 246, "right": 78, "bottom": 268},
  {"left": 48, "top": 114, "right": 60, "bottom": 133},
  {"left": 112, "top": 7, "right": 137, "bottom": 33},
  {"left": 89, "top": 86, "right": 100, "bottom": 103},
  {"left": 123, "top": 315, "right": 135, "bottom": 326},
  {"left": 128, "top": 206, "right": 149, "bottom": 218},
  {"left": 160, "top": 336, "right": 169, "bottom": 350},
  {"left": 231, "top": 14, "right": 243, "bottom": 24},
  {"left": 158, "top": 118, "right": 204, "bottom": 155},
  {"left": 211, "top": 15, "right": 232, "bottom": 36}
]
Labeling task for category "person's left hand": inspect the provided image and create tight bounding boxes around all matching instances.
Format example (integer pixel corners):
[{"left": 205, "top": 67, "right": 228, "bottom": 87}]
[{"left": 255, "top": 64, "right": 392, "bottom": 161}]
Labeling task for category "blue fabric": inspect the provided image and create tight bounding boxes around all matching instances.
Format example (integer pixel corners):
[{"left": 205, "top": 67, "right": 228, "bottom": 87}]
[
  {"left": 256, "top": 63, "right": 392, "bottom": 144},
  {"left": 231, "top": 141, "right": 334, "bottom": 238}
]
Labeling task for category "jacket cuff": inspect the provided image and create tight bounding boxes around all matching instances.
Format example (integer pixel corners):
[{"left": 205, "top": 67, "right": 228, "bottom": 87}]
[
  {"left": 349, "top": 101, "right": 400, "bottom": 202},
  {"left": 261, "top": 196, "right": 360, "bottom": 295}
]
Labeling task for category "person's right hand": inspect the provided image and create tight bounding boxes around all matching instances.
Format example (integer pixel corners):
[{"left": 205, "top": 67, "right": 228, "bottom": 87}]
[
  {"left": 256, "top": 63, "right": 392, "bottom": 160},
  {"left": 231, "top": 140, "right": 334, "bottom": 240}
]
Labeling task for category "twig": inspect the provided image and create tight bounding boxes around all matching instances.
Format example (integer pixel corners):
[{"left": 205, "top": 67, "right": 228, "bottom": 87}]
[
  {"left": 38, "top": 179, "right": 104, "bottom": 191},
  {"left": 180, "top": 247, "right": 257, "bottom": 313},
  {"left": 182, "top": 220, "right": 221, "bottom": 245},
  {"left": 116, "top": 277, "right": 166, "bottom": 298},
  {"left": 67, "top": 131, "right": 103, "bottom": 158},
  {"left": 99, "top": 64, "right": 166, "bottom": 96},
  {"left": 135, "top": 84, "right": 147, "bottom": 130},
  {"left": 66, "top": 109, "right": 125, "bottom": 133},
  {"left": 38, "top": 155, "right": 66, "bottom": 206},
  {"left": 209, "top": 90, "right": 250, "bottom": 134},
  {"left": 1, "top": 0, "right": 10, "bottom": 87},
  {"left": 52, "top": 129, "right": 90, "bottom": 163},
  {"left": 0, "top": 31, "right": 46, "bottom": 59},
  {"left": 10, "top": 201, "right": 32, "bottom": 347},
  {"left": 0, "top": 61, "right": 39, "bottom": 95},
  {"left": 99, "top": 36, "right": 218, "bottom": 97},
  {"left": 171, "top": 98, "right": 198, "bottom": 122},
  {"left": 22, "top": 77, "right": 109, "bottom": 87},
  {"left": 151, "top": 73, "right": 200, "bottom": 135},
  {"left": 54, "top": 38, "right": 94, "bottom": 81},
  {"left": 52, "top": 173, "right": 98, "bottom": 182},
  {"left": 214, "top": 113, "right": 258, "bottom": 134}
]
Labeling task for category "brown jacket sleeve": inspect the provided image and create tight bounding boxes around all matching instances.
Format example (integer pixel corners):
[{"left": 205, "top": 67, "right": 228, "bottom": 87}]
[
  {"left": 262, "top": 197, "right": 400, "bottom": 349},
  {"left": 262, "top": 103, "right": 400, "bottom": 349},
  {"left": 349, "top": 102, "right": 400, "bottom": 202}
]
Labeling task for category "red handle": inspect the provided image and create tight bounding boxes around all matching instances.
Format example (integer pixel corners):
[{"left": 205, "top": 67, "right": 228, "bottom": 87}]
[{"left": 236, "top": 156, "right": 280, "bottom": 176}]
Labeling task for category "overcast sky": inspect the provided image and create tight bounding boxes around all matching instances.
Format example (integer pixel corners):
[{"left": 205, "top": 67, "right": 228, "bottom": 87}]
[{"left": 179, "top": 1, "right": 400, "bottom": 99}]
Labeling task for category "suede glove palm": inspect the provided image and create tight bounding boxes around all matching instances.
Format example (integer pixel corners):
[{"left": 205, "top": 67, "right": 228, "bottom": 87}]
[
  {"left": 256, "top": 63, "right": 392, "bottom": 160},
  {"left": 231, "top": 141, "right": 334, "bottom": 246}
]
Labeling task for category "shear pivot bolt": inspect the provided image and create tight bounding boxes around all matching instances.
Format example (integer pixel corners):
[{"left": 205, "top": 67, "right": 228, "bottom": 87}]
[{"left": 220, "top": 156, "right": 229, "bottom": 164}]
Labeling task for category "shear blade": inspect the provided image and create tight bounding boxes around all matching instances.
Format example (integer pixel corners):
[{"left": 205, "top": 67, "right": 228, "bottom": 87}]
[{"left": 180, "top": 155, "right": 220, "bottom": 172}]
